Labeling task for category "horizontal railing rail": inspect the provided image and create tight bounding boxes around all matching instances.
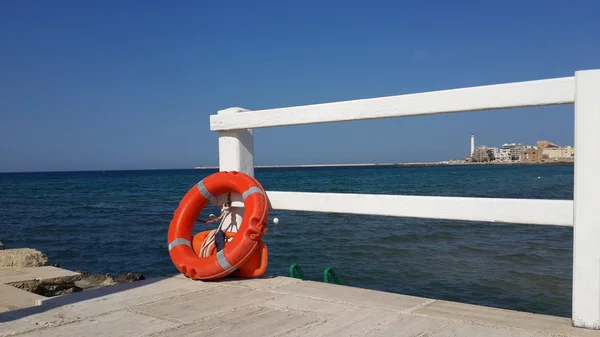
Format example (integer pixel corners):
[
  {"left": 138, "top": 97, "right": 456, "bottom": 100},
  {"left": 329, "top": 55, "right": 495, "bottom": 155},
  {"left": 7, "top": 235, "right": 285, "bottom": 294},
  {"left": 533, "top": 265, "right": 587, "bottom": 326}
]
[
  {"left": 264, "top": 192, "right": 573, "bottom": 227},
  {"left": 224, "top": 191, "right": 573, "bottom": 226},
  {"left": 210, "top": 76, "right": 574, "bottom": 131},
  {"left": 211, "top": 69, "right": 600, "bottom": 329}
]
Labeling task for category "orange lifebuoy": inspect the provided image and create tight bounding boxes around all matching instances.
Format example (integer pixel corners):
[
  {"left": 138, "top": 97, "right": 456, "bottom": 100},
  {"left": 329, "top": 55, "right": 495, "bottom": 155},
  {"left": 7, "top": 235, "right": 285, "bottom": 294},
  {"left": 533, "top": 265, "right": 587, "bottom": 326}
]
[
  {"left": 191, "top": 230, "right": 268, "bottom": 278},
  {"left": 167, "top": 171, "right": 269, "bottom": 280}
]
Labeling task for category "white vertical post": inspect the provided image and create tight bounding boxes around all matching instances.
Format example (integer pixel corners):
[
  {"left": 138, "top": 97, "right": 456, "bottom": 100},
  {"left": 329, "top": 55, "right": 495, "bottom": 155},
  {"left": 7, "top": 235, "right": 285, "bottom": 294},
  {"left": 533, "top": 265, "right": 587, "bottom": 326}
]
[
  {"left": 215, "top": 107, "right": 254, "bottom": 233},
  {"left": 572, "top": 69, "right": 600, "bottom": 329}
]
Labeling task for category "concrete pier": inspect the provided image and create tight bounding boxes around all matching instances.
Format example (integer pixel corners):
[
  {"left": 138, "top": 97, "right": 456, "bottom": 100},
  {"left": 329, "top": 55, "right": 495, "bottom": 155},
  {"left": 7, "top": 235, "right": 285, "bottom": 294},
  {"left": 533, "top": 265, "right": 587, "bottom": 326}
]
[{"left": 1, "top": 274, "right": 599, "bottom": 337}]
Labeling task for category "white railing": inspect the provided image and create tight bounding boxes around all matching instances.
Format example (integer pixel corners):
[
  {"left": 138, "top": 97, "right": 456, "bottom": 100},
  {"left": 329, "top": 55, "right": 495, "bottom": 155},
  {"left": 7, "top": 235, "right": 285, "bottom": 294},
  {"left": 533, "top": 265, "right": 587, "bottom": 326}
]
[{"left": 209, "top": 69, "right": 600, "bottom": 330}]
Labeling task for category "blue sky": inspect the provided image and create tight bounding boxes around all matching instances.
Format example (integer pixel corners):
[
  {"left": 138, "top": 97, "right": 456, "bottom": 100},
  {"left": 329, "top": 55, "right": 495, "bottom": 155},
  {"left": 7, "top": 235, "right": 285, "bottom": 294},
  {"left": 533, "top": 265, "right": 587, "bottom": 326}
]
[{"left": 1, "top": 0, "right": 599, "bottom": 172}]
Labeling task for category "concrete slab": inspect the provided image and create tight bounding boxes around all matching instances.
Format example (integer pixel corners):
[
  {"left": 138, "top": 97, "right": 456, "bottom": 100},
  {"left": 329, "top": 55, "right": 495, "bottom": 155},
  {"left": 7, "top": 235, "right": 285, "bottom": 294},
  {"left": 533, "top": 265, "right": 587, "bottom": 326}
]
[
  {"left": 259, "top": 293, "right": 350, "bottom": 315},
  {"left": 0, "top": 305, "right": 80, "bottom": 337},
  {"left": 0, "top": 284, "right": 46, "bottom": 309},
  {"left": 15, "top": 267, "right": 80, "bottom": 283},
  {"left": 129, "top": 284, "right": 281, "bottom": 324},
  {"left": 12, "top": 311, "right": 180, "bottom": 337},
  {"left": 0, "top": 267, "right": 80, "bottom": 285},
  {"left": 429, "top": 322, "right": 550, "bottom": 337},
  {"left": 155, "top": 306, "right": 319, "bottom": 337},
  {"left": 286, "top": 307, "right": 445, "bottom": 337},
  {"left": 0, "top": 269, "right": 27, "bottom": 284},
  {"left": 413, "top": 300, "right": 598, "bottom": 337},
  {"left": 0, "top": 303, "right": 19, "bottom": 314},
  {"left": 272, "top": 280, "right": 432, "bottom": 313}
]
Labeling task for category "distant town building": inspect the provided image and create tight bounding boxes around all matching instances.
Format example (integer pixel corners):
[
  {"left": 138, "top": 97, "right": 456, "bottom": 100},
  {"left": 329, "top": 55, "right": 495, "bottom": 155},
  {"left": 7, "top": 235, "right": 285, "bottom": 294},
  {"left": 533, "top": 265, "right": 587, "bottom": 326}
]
[
  {"left": 472, "top": 146, "right": 496, "bottom": 162},
  {"left": 543, "top": 146, "right": 574, "bottom": 160},
  {"left": 521, "top": 147, "right": 542, "bottom": 163},
  {"left": 537, "top": 140, "right": 562, "bottom": 149},
  {"left": 520, "top": 140, "right": 574, "bottom": 163},
  {"left": 501, "top": 143, "right": 526, "bottom": 161},
  {"left": 495, "top": 147, "right": 511, "bottom": 162}
]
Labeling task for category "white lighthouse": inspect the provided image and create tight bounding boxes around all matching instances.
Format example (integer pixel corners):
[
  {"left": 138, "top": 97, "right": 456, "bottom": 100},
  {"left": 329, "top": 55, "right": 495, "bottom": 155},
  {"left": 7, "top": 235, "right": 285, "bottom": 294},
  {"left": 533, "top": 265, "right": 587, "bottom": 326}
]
[{"left": 470, "top": 134, "right": 475, "bottom": 156}]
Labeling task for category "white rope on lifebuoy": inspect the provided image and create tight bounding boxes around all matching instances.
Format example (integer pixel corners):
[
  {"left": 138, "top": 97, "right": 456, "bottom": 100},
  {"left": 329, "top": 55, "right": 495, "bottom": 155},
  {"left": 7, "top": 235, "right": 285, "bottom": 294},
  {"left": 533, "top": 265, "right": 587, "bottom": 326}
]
[
  {"left": 199, "top": 204, "right": 234, "bottom": 257},
  {"left": 197, "top": 203, "right": 278, "bottom": 257}
]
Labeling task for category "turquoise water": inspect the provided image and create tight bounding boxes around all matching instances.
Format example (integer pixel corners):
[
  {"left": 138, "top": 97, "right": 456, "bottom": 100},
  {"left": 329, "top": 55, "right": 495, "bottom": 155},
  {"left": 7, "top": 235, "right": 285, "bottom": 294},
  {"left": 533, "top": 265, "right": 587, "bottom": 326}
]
[{"left": 0, "top": 164, "right": 574, "bottom": 317}]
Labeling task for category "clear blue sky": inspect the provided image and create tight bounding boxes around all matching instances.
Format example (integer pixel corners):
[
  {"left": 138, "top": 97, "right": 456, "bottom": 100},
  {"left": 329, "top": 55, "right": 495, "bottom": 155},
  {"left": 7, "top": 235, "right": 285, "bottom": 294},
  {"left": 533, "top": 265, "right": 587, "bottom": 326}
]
[{"left": 1, "top": 0, "right": 599, "bottom": 172}]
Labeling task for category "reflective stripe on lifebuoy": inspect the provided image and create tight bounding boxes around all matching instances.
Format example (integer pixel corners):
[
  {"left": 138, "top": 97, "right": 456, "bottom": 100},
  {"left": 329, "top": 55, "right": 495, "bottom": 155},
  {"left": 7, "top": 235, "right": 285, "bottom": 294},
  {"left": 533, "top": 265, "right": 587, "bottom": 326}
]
[{"left": 167, "top": 171, "right": 268, "bottom": 280}]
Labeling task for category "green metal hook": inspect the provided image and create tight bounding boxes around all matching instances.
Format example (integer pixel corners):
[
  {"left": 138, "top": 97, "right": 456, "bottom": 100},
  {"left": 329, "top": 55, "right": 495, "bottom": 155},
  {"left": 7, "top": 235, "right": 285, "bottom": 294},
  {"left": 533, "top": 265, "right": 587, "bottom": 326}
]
[
  {"left": 324, "top": 267, "right": 340, "bottom": 284},
  {"left": 289, "top": 263, "right": 306, "bottom": 280}
]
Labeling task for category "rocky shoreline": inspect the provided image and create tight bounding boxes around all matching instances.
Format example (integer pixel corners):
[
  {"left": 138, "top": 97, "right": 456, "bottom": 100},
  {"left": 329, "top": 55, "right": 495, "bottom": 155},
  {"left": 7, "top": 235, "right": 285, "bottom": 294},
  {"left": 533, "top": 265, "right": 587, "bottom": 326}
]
[{"left": 0, "top": 246, "right": 145, "bottom": 298}]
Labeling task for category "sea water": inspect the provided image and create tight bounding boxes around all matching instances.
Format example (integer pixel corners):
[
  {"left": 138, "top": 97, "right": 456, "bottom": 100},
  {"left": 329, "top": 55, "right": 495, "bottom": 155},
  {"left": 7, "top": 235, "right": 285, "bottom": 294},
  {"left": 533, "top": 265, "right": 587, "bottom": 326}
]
[{"left": 0, "top": 164, "right": 573, "bottom": 317}]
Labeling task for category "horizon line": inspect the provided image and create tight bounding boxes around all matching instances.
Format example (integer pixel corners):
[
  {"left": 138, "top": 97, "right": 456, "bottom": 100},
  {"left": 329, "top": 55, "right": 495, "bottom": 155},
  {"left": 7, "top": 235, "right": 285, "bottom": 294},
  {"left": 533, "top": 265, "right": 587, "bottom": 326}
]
[
  {"left": 0, "top": 161, "right": 455, "bottom": 174},
  {"left": 2, "top": 159, "right": 572, "bottom": 174}
]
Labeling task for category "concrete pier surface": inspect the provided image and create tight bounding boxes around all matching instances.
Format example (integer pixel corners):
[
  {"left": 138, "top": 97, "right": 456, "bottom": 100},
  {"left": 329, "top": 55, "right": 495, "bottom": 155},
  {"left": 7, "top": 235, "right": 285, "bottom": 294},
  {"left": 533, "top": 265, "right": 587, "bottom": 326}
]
[{"left": 1, "top": 274, "right": 599, "bottom": 337}]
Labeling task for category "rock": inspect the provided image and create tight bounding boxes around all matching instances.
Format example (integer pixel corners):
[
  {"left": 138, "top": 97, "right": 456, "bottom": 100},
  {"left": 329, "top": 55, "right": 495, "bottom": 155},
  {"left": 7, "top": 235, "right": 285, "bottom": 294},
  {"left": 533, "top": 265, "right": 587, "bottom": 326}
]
[
  {"left": 0, "top": 248, "right": 48, "bottom": 268},
  {"left": 74, "top": 270, "right": 89, "bottom": 277},
  {"left": 39, "top": 283, "right": 83, "bottom": 297},
  {"left": 0, "top": 242, "right": 4, "bottom": 250},
  {"left": 115, "top": 273, "right": 145, "bottom": 284},
  {"left": 54, "top": 286, "right": 83, "bottom": 296},
  {"left": 74, "top": 273, "right": 116, "bottom": 290},
  {"left": 73, "top": 272, "right": 145, "bottom": 290}
]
